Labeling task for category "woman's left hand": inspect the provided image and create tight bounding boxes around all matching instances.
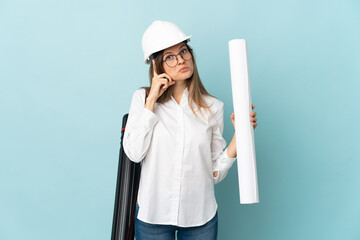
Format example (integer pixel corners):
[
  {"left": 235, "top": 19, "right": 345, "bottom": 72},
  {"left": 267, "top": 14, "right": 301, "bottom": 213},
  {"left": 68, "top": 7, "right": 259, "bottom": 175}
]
[{"left": 231, "top": 104, "right": 258, "bottom": 129}]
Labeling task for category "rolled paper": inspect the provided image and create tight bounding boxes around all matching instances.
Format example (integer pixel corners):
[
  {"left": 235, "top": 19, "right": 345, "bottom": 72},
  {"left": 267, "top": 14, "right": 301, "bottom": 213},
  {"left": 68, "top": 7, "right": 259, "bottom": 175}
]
[{"left": 228, "top": 39, "right": 259, "bottom": 204}]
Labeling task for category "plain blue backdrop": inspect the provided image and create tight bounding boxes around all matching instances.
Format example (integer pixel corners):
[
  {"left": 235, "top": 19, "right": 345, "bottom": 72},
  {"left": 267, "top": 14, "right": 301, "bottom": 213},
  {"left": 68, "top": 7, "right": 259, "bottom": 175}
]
[{"left": 1, "top": 0, "right": 359, "bottom": 239}]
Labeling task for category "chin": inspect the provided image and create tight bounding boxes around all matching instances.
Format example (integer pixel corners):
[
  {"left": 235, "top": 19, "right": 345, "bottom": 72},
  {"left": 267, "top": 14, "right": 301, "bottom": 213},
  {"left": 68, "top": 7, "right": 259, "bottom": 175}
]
[{"left": 183, "top": 71, "right": 193, "bottom": 80}]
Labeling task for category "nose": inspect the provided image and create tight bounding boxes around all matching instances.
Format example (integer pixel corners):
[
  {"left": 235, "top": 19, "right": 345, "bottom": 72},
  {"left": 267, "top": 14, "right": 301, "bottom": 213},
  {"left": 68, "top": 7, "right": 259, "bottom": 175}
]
[{"left": 177, "top": 54, "right": 185, "bottom": 64}]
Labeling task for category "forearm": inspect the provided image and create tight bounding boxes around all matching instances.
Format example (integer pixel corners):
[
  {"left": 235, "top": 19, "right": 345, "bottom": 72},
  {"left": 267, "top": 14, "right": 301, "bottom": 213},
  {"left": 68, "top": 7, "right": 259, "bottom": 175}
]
[
  {"left": 226, "top": 133, "right": 237, "bottom": 158},
  {"left": 212, "top": 133, "right": 236, "bottom": 178},
  {"left": 145, "top": 96, "right": 156, "bottom": 112}
]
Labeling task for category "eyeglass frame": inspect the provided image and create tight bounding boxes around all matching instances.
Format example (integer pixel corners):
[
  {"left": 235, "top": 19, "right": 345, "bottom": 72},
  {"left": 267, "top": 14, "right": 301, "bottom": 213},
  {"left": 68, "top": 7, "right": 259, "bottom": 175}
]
[{"left": 161, "top": 47, "right": 193, "bottom": 68}]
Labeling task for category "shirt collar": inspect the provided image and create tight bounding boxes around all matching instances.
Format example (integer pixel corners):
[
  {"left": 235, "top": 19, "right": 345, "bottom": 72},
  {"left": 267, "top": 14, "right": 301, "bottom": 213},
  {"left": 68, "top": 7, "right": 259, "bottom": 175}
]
[
  {"left": 171, "top": 87, "right": 189, "bottom": 106},
  {"left": 183, "top": 87, "right": 189, "bottom": 96}
]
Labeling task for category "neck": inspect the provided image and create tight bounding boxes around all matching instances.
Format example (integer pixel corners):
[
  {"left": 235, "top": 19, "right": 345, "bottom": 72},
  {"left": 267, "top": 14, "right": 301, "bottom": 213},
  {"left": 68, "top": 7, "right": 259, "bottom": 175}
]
[
  {"left": 172, "top": 80, "right": 187, "bottom": 104},
  {"left": 172, "top": 81, "right": 187, "bottom": 97}
]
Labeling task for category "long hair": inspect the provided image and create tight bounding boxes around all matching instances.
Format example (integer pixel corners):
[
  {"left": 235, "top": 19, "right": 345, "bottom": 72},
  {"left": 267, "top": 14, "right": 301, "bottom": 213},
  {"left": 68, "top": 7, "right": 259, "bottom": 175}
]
[{"left": 141, "top": 43, "right": 215, "bottom": 118}]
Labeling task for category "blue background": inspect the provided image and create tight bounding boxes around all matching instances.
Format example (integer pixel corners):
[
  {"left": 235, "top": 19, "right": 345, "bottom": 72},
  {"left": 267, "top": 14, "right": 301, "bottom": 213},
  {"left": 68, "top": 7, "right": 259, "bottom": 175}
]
[{"left": 1, "top": 0, "right": 359, "bottom": 239}]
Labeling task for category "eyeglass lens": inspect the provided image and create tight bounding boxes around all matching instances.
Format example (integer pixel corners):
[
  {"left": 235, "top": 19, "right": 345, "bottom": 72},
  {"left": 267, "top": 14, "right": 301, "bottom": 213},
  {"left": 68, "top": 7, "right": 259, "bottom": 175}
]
[{"left": 164, "top": 48, "right": 192, "bottom": 67}]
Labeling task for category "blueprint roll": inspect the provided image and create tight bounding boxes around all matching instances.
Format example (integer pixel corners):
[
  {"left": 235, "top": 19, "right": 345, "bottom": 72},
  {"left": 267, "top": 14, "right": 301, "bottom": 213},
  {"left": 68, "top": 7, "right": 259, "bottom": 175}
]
[
  {"left": 228, "top": 39, "right": 259, "bottom": 204},
  {"left": 111, "top": 113, "right": 141, "bottom": 240}
]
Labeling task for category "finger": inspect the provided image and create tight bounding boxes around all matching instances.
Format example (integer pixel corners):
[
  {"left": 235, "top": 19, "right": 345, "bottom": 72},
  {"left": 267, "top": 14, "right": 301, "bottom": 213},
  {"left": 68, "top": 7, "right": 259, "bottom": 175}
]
[
  {"left": 249, "top": 117, "right": 257, "bottom": 122},
  {"left": 249, "top": 111, "right": 256, "bottom": 117},
  {"left": 158, "top": 78, "right": 170, "bottom": 86},
  {"left": 164, "top": 74, "right": 174, "bottom": 84},
  {"left": 252, "top": 104, "right": 255, "bottom": 109},
  {"left": 158, "top": 73, "right": 174, "bottom": 84},
  {"left": 162, "top": 83, "right": 172, "bottom": 90},
  {"left": 158, "top": 77, "right": 175, "bottom": 87},
  {"left": 152, "top": 59, "right": 158, "bottom": 77},
  {"left": 158, "top": 79, "right": 170, "bottom": 90}
]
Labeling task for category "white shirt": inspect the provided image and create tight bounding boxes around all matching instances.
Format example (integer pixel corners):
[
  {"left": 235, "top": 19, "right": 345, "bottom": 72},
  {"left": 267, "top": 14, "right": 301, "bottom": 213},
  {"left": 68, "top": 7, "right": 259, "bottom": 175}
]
[{"left": 123, "top": 87, "right": 236, "bottom": 227}]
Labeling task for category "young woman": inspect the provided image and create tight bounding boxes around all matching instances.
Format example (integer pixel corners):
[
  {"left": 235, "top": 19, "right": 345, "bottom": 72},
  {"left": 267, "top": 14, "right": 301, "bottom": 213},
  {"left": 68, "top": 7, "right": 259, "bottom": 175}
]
[{"left": 123, "top": 20, "right": 258, "bottom": 240}]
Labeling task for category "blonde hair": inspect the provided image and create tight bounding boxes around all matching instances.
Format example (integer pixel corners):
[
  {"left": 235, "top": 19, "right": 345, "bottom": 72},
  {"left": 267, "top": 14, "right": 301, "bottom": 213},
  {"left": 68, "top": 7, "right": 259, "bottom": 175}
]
[{"left": 141, "top": 43, "right": 215, "bottom": 118}]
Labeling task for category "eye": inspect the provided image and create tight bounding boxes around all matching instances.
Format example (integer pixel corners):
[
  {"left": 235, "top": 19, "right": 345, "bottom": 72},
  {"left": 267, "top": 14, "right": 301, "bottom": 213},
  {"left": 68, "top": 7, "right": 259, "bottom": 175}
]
[
  {"left": 165, "top": 55, "right": 174, "bottom": 61},
  {"left": 180, "top": 48, "right": 188, "bottom": 54}
]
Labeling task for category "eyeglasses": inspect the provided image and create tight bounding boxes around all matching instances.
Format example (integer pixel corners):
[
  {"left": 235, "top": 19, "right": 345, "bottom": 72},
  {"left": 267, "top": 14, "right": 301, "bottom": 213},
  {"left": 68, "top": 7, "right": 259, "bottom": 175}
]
[{"left": 162, "top": 47, "right": 192, "bottom": 68}]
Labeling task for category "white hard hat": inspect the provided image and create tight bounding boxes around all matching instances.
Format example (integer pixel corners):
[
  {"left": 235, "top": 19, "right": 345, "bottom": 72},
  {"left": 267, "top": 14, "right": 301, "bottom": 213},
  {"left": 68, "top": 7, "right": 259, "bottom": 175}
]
[{"left": 142, "top": 20, "right": 191, "bottom": 64}]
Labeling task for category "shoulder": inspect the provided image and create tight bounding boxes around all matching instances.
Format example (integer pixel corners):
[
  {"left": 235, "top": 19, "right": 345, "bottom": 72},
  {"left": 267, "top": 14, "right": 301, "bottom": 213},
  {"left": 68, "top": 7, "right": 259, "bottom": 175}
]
[
  {"left": 203, "top": 95, "right": 224, "bottom": 113},
  {"left": 200, "top": 95, "right": 224, "bottom": 122},
  {"left": 131, "top": 88, "right": 147, "bottom": 104},
  {"left": 134, "top": 88, "right": 146, "bottom": 97}
]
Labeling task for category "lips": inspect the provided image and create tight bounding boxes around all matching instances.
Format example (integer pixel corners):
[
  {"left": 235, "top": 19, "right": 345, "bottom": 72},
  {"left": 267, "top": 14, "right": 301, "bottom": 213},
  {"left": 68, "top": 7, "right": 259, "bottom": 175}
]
[{"left": 179, "top": 67, "right": 188, "bottom": 72}]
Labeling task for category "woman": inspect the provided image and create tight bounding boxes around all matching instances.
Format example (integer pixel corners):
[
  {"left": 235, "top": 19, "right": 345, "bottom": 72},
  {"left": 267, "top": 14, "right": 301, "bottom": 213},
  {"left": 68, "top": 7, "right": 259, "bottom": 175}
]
[{"left": 123, "top": 20, "right": 258, "bottom": 240}]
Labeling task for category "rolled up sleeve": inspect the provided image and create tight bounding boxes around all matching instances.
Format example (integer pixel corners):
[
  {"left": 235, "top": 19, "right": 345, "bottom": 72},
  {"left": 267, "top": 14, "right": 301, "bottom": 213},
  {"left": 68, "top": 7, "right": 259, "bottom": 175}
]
[
  {"left": 212, "top": 148, "right": 236, "bottom": 184},
  {"left": 211, "top": 101, "right": 237, "bottom": 184}
]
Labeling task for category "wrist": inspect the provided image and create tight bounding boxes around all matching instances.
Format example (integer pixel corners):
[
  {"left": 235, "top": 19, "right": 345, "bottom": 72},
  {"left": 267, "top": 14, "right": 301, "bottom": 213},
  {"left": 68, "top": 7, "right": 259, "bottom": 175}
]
[
  {"left": 145, "top": 96, "right": 156, "bottom": 112},
  {"left": 146, "top": 95, "right": 157, "bottom": 104}
]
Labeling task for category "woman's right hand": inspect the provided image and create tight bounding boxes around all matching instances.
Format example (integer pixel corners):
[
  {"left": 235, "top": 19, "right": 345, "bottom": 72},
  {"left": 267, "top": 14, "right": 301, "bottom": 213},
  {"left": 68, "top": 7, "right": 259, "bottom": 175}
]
[{"left": 147, "top": 59, "right": 176, "bottom": 101}]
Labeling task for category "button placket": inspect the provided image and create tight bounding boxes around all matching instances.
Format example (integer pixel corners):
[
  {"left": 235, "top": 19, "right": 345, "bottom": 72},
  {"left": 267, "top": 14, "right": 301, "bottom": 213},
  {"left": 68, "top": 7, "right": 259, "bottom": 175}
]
[
  {"left": 170, "top": 104, "right": 184, "bottom": 224},
  {"left": 177, "top": 105, "right": 185, "bottom": 224},
  {"left": 169, "top": 90, "right": 187, "bottom": 224}
]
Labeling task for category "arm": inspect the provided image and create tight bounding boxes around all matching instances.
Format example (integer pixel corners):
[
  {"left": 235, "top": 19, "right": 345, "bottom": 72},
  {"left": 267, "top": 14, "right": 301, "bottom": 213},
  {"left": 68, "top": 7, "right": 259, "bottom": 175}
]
[
  {"left": 211, "top": 101, "right": 237, "bottom": 184},
  {"left": 213, "top": 104, "right": 258, "bottom": 180},
  {"left": 226, "top": 133, "right": 236, "bottom": 158},
  {"left": 213, "top": 133, "right": 236, "bottom": 175},
  {"left": 123, "top": 89, "right": 159, "bottom": 163}
]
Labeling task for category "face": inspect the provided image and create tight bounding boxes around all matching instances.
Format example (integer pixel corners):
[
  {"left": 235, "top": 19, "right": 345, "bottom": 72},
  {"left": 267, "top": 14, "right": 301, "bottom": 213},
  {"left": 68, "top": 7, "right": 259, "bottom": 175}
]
[{"left": 162, "top": 42, "right": 194, "bottom": 81}]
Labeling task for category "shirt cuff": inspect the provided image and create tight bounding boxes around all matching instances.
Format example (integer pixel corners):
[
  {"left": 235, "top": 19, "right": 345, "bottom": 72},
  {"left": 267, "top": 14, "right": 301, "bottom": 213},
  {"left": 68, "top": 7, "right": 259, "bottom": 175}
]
[
  {"left": 224, "top": 148, "right": 237, "bottom": 161},
  {"left": 213, "top": 149, "right": 236, "bottom": 182},
  {"left": 219, "top": 148, "right": 236, "bottom": 172}
]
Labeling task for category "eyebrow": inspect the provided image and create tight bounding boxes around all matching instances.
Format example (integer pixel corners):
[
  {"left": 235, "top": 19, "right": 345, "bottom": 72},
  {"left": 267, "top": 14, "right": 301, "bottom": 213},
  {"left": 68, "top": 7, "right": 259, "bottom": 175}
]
[{"left": 163, "top": 44, "right": 187, "bottom": 56}]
